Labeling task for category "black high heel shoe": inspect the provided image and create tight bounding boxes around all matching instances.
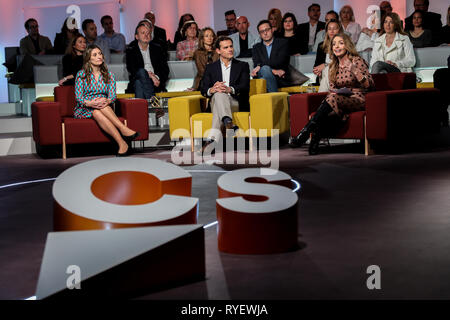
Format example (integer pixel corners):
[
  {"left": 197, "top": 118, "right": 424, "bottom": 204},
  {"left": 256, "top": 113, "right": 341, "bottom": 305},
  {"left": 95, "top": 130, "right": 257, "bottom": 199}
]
[
  {"left": 122, "top": 131, "right": 140, "bottom": 142},
  {"left": 116, "top": 145, "right": 131, "bottom": 157}
]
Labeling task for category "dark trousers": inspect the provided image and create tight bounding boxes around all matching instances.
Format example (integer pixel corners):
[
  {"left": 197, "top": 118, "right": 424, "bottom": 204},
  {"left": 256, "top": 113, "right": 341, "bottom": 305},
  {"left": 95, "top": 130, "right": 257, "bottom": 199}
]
[
  {"left": 134, "top": 68, "right": 155, "bottom": 99},
  {"left": 371, "top": 61, "right": 401, "bottom": 74},
  {"left": 434, "top": 67, "right": 450, "bottom": 126}
]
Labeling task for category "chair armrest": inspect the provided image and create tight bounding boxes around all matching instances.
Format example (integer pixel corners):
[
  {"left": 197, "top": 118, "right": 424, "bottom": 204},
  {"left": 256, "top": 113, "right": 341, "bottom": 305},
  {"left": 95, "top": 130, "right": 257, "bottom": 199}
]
[
  {"left": 31, "top": 102, "right": 62, "bottom": 145},
  {"left": 168, "top": 95, "right": 205, "bottom": 140},
  {"left": 249, "top": 92, "right": 289, "bottom": 137},
  {"left": 119, "top": 98, "right": 149, "bottom": 141},
  {"left": 289, "top": 92, "right": 328, "bottom": 136},
  {"left": 366, "top": 88, "right": 441, "bottom": 140}
]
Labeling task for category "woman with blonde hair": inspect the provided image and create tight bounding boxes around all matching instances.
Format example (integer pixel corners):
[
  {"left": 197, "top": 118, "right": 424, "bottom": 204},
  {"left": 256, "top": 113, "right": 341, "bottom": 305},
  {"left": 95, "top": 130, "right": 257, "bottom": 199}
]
[
  {"left": 313, "top": 19, "right": 344, "bottom": 89},
  {"left": 75, "top": 44, "right": 139, "bottom": 156},
  {"left": 339, "top": 5, "right": 361, "bottom": 44},
  {"left": 370, "top": 12, "right": 415, "bottom": 73},
  {"left": 291, "top": 33, "right": 374, "bottom": 155},
  {"left": 268, "top": 8, "right": 283, "bottom": 35},
  {"left": 191, "top": 27, "right": 219, "bottom": 90}
]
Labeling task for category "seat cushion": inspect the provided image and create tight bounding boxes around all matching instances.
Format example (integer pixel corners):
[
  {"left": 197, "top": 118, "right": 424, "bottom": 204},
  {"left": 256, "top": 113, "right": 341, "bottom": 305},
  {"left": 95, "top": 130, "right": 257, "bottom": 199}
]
[
  {"left": 191, "top": 113, "right": 213, "bottom": 138},
  {"left": 63, "top": 117, "right": 125, "bottom": 144}
]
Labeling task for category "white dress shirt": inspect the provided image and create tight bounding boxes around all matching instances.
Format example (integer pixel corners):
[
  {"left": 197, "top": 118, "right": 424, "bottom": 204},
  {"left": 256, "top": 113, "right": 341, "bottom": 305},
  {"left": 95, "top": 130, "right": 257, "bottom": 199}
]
[
  {"left": 207, "top": 58, "right": 235, "bottom": 96},
  {"left": 139, "top": 43, "right": 155, "bottom": 73},
  {"left": 309, "top": 22, "right": 318, "bottom": 47}
]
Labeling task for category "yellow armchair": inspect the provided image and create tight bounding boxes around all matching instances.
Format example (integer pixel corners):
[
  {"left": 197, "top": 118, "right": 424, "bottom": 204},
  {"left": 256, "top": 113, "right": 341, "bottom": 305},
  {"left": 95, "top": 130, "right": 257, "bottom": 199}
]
[{"left": 168, "top": 79, "right": 289, "bottom": 151}]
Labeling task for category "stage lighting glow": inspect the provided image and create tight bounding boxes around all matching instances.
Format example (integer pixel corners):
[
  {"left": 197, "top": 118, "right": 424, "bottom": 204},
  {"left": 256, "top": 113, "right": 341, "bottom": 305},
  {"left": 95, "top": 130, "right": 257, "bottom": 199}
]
[
  {"left": 291, "top": 179, "right": 301, "bottom": 192},
  {"left": 0, "top": 178, "right": 56, "bottom": 190}
]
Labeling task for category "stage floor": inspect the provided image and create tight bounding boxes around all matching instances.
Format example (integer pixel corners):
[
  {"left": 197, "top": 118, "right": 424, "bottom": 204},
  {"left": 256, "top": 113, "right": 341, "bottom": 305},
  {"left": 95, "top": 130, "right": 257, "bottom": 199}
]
[{"left": 1, "top": 135, "right": 450, "bottom": 299}]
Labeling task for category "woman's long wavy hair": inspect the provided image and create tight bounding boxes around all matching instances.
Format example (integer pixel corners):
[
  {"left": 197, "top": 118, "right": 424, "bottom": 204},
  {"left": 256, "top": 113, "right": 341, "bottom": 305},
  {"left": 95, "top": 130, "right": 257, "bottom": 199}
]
[
  {"left": 328, "top": 33, "right": 360, "bottom": 83},
  {"left": 268, "top": 8, "right": 283, "bottom": 32},
  {"left": 198, "top": 27, "right": 216, "bottom": 51},
  {"left": 321, "top": 19, "right": 344, "bottom": 52},
  {"left": 81, "top": 44, "right": 110, "bottom": 84},
  {"left": 380, "top": 12, "right": 407, "bottom": 36}
]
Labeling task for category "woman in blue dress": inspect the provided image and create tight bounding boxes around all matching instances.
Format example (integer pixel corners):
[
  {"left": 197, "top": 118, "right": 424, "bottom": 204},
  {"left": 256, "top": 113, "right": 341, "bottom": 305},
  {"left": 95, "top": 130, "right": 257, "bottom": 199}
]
[{"left": 75, "top": 44, "right": 139, "bottom": 156}]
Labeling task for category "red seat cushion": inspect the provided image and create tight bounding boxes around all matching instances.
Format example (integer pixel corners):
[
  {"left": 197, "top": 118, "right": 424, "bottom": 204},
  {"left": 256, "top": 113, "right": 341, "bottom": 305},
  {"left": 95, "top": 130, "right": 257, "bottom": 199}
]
[{"left": 63, "top": 117, "right": 125, "bottom": 144}]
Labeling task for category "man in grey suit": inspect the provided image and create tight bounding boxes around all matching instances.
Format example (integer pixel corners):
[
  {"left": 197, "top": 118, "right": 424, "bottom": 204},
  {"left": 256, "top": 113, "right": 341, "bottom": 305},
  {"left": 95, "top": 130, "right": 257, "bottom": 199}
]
[{"left": 230, "top": 16, "right": 260, "bottom": 58}]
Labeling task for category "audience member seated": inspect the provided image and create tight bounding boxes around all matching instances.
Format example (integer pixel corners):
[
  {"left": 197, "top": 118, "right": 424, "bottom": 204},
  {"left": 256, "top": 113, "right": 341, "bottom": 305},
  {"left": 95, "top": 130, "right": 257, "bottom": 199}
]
[
  {"left": 441, "top": 6, "right": 450, "bottom": 44},
  {"left": 53, "top": 18, "right": 79, "bottom": 55},
  {"left": 370, "top": 13, "right": 416, "bottom": 73},
  {"left": 251, "top": 20, "right": 290, "bottom": 92},
  {"left": 126, "top": 22, "right": 169, "bottom": 99},
  {"left": 74, "top": 44, "right": 139, "bottom": 157},
  {"left": 230, "top": 16, "right": 259, "bottom": 58},
  {"left": 313, "top": 10, "right": 339, "bottom": 52},
  {"left": 297, "top": 3, "right": 325, "bottom": 54},
  {"left": 191, "top": 27, "right": 219, "bottom": 91},
  {"left": 279, "top": 12, "right": 302, "bottom": 56},
  {"left": 340, "top": 5, "right": 361, "bottom": 45},
  {"left": 405, "top": 0, "right": 442, "bottom": 45},
  {"left": 200, "top": 36, "right": 250, "bottom": 152},
  {"left": 290, "top": 33, "right": 374, "bottom": 155},
  {"left": 176, "top": 21, "right": 199, "bottom": 61},
  {"left": 20, "top": 18, "right": 53, "bottom": 55},
  {"left": 408, "top": 10, "right": 433, "bottom": 48},
  {"left": 82, "top": 19, "right": 111, "bottom": 63},
  {"left": 99, "top": 15, "right": 126, "bottom": 53},
  {"left": 172, "top": 13, "right": 195, "bottom": 50},
  {"left": 217, "top": 10, "right": 238, "bottom": 36},
  {"left": 59, "top": 34, "right": 86, "bottom": 86},
  {"left": 144, "top": 11, "right": 168, "bottom": 52},
  {"left": 433, "top": 55, "right": 450, "bottom": 126},
  {"left": 268, "top": 8, "right": 283, "bottom": 36},
  {"left": 313, "top": 19, "right": 343, "bottom": 89}
]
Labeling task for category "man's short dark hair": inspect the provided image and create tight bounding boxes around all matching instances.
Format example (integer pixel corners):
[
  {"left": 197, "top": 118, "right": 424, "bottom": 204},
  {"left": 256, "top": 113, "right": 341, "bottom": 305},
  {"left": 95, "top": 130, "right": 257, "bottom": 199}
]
[
  {"left": 224, "top": 10, "right": 236, "bottom": 17},
  {"left": 326, "top": 10, "right": 339, "bottom": 19},
  {"left": 82, "top": 19, "right": 95, "bottom": 31},
  {"left": 414, "top": 0, "right": 429, "bottom": 6},
  {"left": 24, "top": 18, "right": 37, "bottom": 30},
  {"left": 308, "top": 3, "right": 321, "bottom": 11},
  {"left": 257, "top": 19, "right": 271, "bottom": 31},
  {"left": 215, "top": 35, "right": 232, "bottom": 50},
  {"left": 100, "top": 15, "right": 112, "bottom": 26}
]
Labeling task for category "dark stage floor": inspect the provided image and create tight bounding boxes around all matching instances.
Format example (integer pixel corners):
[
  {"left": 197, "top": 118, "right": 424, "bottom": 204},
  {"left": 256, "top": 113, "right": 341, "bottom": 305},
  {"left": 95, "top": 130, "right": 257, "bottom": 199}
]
[{"left": 1, "top": 133, "right": 450, "bottom": 300}]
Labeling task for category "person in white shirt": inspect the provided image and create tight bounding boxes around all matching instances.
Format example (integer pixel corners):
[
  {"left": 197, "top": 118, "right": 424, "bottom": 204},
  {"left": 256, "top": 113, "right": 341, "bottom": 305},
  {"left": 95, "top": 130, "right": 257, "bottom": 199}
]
[
  {"left": 313, "top": 10, "right": 339, "bottom": 52},
  {"left": 370, "top": 12, "right": 416, "bottom": 73},
  {"left": 339, "top": 5, "right": 361, "bottom": 44}
]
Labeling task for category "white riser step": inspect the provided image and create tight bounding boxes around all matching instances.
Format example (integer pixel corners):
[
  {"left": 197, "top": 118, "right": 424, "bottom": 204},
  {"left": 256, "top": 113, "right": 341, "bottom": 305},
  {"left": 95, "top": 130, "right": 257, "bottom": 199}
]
[{"left": 0, "top": 116, "right": 32, "bottom": 133}]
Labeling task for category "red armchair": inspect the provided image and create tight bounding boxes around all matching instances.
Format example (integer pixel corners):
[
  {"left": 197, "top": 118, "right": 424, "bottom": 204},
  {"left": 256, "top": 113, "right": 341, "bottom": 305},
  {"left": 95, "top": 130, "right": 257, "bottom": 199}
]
[
  {"left": 32, "top": 85, "right": 149, "bottom": 159},
  {"left": 289, "top": 73, "right": 441, "bottom": 155}
]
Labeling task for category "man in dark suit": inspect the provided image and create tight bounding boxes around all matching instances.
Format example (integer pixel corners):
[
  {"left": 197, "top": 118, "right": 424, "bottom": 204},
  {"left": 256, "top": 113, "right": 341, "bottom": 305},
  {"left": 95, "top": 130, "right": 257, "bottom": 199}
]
[
  {"left": 296, "top": 3, "right": 325, "bottom": 54},
  {"left": 404, "top": 0, "right": 442, "bottom": 45},
  {"left": 125, "top": 22, "right": 169, "bottom": 99},
  {"left": 251, "top": 20, "right": 290, "bottom": 92},
  {"left": 201, "top": 36, "right": 250, "bottom": 145},
  {"left": 217, "top": 10, "right": 238, "bottom": 36}
]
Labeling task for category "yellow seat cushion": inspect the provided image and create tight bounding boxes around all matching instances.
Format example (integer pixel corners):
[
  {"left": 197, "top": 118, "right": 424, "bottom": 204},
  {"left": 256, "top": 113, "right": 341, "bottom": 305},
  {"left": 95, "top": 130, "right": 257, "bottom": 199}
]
[
  {"left": 169, "top": 95, "right": 206, "bottom": 139},
  {"left": 278, "top": 85, "right": 319, "bottom": 93},
  {"left": 250, "top": 78, "right": 267, "bottom": 96},
  {"left": 417, "top": 82, "right": 433, "bottom": 88},
  {"left": 250, "top": 92, "right": 289, "bottom": 137},
  {"left": 233, "top": 112, "right": 250, "bottom": 137},
  {"left": 36, "top": 96, "right": 55, "bottom": 102},
  {"left": 157, "top": 91, "right": 201, "bottom": 98},
  {"left": 117, "top": 93, "right": 135, "bottom": 99},
  {"left": 191, "top": 113, "right": 213, "bottom": 138}
]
